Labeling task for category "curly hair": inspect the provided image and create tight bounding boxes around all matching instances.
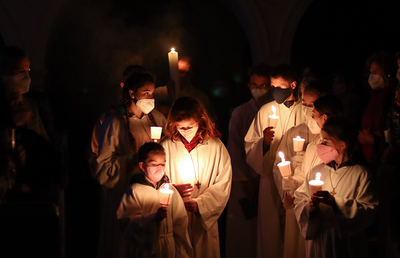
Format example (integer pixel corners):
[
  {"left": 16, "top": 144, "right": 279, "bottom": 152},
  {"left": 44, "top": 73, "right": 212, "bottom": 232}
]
[{"left": 166, "top": 97, "right": 215, "bottom": 142}]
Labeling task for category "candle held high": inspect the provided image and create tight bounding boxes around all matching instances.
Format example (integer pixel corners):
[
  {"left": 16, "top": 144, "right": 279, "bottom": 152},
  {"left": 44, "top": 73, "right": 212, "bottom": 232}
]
[
  {"left": 168, "top": 48, "right": 180, "bottom": 96},
  {"left": 309, "top": 172, "right": 324, "bottom": 195},
  {"left": 277, "top": 151, "right": 291, "bottom": 178},
  {"left": 268, "top": 105, "right": 279, "bottom": 128}
]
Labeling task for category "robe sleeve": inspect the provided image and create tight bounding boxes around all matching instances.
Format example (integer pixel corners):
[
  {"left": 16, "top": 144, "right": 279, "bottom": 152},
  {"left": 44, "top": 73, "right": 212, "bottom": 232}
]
[
  {"left": 117, "top": 186, "right": 160, "bottom": 253},
  {"left": 89, "top": 114, "right": 132, "bottom": 193},
  {"left": 245, "top": 108, "right": 268, "bottom": 176},
  {"left": 332, "top": 169, "right": 378, "bottom": 238},
  {"left": 193, "top": 142, "right": 232, "bottom": 230},
  {"left": 170, "top": 185, "right": 193, "bottom": 258}
]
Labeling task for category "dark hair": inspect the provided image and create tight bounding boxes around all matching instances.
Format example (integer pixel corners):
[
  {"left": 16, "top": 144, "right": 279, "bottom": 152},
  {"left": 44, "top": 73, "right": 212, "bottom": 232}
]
[
  {"left": 166, "top": 96, "right": 215, "bottom": 142},
  {"left": 303, "top": 80, "right": 329, "bottom": 97},
  {"left": 365, "top": 51, "right": 395, "bottom": 76},
  {"left": 322, "top": 116, "right": 358, "bottom": 156},
  {"left": 122, "top": 72, "right": 155, "bottom": 107},
  {"left": 248, "top": 63, "right": 272, "bottom": 78},
  {"left": 0, "top": 46, "right": 27, "bottom": 70},
  {"left": 138, "top": 142, "right": 165, "bottom": 163},
  {"left": 313, "top": 95, "right": 343, "bottom": 117},
  {"left": 122, "top": 65, "right": 147, "bottom": 81},
  {"left": 271, "top": 64, "right": 297, "bottom": 83}
]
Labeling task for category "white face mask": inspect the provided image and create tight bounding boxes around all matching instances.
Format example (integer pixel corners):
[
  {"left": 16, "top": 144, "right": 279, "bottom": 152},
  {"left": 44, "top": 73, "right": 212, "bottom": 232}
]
[
  {"left": 307, "top": 117, "right": 321, "bottom": 134},
  {"left": 2, "top": 72, "right": 31, "bottom": 94},
  {"left": 250, "top": 88, "right": 268, "bottom": 101},
  {"left": 302, "top": 105, "right": 313, "bottom": 121},
  {"left": 136, "top": 98, "right": 155, "bottom": 114},
  {"left": 368, "top": 74, "right": 385, "bottom": 90},
  {"left": 178, "top": 126, "right": 198, "bottom": 142},
  {"left": 396, "top": 68, "right": 400, "bottom": 82},
  {"left": 145, "top": 165, "right": 165, "bottom": 183}
]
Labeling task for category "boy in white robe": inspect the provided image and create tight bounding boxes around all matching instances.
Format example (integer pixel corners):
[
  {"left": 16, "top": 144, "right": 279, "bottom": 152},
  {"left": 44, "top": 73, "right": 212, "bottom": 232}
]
[
  {"left": 294, "top": 116, "right": 378, "bottom": 258},
  {"left": 245, "top": 64, "right": 305, "bottom": 258},
  {"left": 117, "top": 142, "right": 192, "bottom": 257}
]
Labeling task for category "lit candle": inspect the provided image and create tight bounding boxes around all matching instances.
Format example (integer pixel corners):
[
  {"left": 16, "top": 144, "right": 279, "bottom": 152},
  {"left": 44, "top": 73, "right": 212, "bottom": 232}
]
[
  {"left": 277, "top": 151, "right": 291, "bottom": 178},
  {"left": 159, "top": 183, "right": 174, "bottom": 206},
  {"left": 268, "top": 105, "right": 279, "bottom": 128},
  {"left": 293, "top": 136, "right": 305, "bottom": 152},
  {"left": 150, "top": 126, "right": 163, "bottom": 142},
  {"left": 309, "top": 172, "right": 324, "bottom": 195},
  {"left": 11, "top": 128, "right": 15, "bottom": 149},
  {"left": 168, "top": 48, "right": 180, "bottom": 96}
]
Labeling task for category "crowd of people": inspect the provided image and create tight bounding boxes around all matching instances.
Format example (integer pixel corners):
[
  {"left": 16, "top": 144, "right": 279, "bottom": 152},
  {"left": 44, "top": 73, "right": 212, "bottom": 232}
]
[{"left": 1, "top": 43, "right": 400, "bottom": 258}]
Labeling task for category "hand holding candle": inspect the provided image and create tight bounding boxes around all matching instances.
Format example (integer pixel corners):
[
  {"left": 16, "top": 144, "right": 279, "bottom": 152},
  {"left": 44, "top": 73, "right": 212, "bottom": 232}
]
[
  {"left": 268, "top": 105, "right": 279, "bottom": 128},
  {"left": 159, "top": 183, "right": 174, "bottom": 206},
  {"left": 293, "top": 136, "right": 305, "bottom": 152},
  {"left": 151, "top": 126, "right": 163, "bottom": 142},
  {"left": 309, "top": 172, "right": 324, "bottom": 196},
  {"left": 277, "top": 151, "right": 291, "bottom": 178}
]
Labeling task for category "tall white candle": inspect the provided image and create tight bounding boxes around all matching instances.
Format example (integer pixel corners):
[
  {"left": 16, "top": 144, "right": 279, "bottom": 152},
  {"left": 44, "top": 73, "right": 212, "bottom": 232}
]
[
  {"left": 159, "top": 183, "right": 174, "bottom": 206},
  {"left": 277, "top": 151, "right": 291, "bottom": 178},
  {"left": 293, "top": 136, "right": 305, "bottom": 152},
  {"left": 268, "top": 105, "right": 279, "bottom": 128},
  {"left": 309, "top": 172, "right": 324, "bottom": 195},
  {"left": 168, "top": 48, "right": 180, "bottom": 96}
]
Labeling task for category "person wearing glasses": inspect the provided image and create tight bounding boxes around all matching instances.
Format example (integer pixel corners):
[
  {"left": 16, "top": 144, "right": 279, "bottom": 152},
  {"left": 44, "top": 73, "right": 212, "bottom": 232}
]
[{"left": 225, "top": 63, "right": 273, "bottom": 258}]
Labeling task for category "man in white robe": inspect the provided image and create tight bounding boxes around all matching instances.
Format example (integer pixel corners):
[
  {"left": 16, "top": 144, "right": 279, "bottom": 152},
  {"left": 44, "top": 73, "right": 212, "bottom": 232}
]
[
  {"left": 225, "top": 63, "right": 273, "bottom": 258},
  {"left": 245, "top": 64, "right": 305, "bottom": 258},
  {"left": 161, "top": 137, "right": 232, "bottom": 258}
]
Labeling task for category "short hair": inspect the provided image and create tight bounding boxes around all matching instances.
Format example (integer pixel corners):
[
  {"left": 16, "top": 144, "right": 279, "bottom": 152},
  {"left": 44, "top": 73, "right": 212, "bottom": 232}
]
[
  {"left": 138, "top": 142, "right": 165, "bottom": 163},
  {"left": 303, "top": 80, "right": 329, "bottom": 97},
  {"left": 0, "top": 45, "right": 27, "bottom": 69},
  {"left": 322, "top": 115, "right": 359, "bottom": 157},
  {"left": 271, "top": 64, "right": 297, "bottom": 83},
  {"left": 313, "top": 95, "right": 344, "bottom": 117},
  {"left": 248, "top": 63, "right": 272, "bottom": 78},
  {"left": 166, "top": 96, "right": 215, "bottom": 142}
]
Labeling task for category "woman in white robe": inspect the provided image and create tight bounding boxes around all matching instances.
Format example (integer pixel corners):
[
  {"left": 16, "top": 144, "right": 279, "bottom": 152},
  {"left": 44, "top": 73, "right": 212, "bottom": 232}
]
[
  {"left": 161, "top": 97, "right": 232, "bottom": 258},
  {"left": 294, "top": 116, "right": 378, "bottom": 258},
  {"left": 88, "top": 72, "right": 167, "bottom": 258}
]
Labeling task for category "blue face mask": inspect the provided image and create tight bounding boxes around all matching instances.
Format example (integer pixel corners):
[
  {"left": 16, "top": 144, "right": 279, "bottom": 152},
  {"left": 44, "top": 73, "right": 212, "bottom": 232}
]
[{"left": 272, "top": 87, "right": 291, "bottom": 104}]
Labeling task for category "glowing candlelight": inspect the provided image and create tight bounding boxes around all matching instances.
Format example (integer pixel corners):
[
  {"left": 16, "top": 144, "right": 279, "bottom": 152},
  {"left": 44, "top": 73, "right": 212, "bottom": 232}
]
[
  {"left": 293, "top": 136, "right": 305, "bottom": 152},
  {"left": 159, "top": 183, "right": 174, "bottom": 206},
  {"left": 150, "top": 126, "right": 163, "bottom": 142},
  {"left": 277, "top": 151, "right": 291, "bottom": 178},
  {"left": 268, "top": 105, "right": 279, "bottom": 128},
  {"left": 309, "top": 172, "right": 324, "bottom": 195},
  {"left": 168, "top": 48, "right": 180, "bottom": 96},
  {"left": 11, "top": 128, "right": 15, "bottom": 149}
]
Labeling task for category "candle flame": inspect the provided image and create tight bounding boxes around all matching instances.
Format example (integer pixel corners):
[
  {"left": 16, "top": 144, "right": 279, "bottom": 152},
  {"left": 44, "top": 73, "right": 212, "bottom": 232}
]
[
  {"left": 296, "top": 136, "right": 301, "bottom": 139},
  {"left": 164, "top": 183, "right": 170, "bottom": 190},
  {"left": 171, "top": 48, "right": 176, "bottom": 52},
  {"left": 315, "top": 172, "right": 321, "bottom": 181},
  {"left": 271, "top": 105, "right": 276, "bottom": 115},
  {"left": 278, "top": 151, "right": 285, "bottom": 162}
]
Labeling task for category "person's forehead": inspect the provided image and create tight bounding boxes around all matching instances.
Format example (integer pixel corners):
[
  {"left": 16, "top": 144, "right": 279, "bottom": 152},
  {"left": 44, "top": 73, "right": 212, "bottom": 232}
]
[
  {"left": 178, "top": 60, "right": 190, "bottom": 70},
  {"left": 138, "top": 83, "right": 155, "bottom": 91},
  {"left": 176, "top": 118, "right": 196, "bottom": 126},
  {"left": 250, "top": 74, "right": 269, "bottom": 83},
  {"left": 270, "top": 76, "right": 290, "bottom": 87}
]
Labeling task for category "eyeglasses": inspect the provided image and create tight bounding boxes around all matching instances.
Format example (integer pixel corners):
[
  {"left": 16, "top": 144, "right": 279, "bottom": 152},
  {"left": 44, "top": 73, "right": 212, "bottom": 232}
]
[{"left": 249, "top": 82, "right": 269, "bottom": 89}]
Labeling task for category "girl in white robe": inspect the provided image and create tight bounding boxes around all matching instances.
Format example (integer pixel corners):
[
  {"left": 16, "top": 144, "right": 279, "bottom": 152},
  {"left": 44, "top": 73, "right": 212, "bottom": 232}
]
[
  {"left": 294, "top": 116, "right": 378, "bottom": 258},
  {"left": 117, "top": 142, "right": 192, "bottom": 257},
  {"left": 160, "top": 96, "right": 232, "bottom": 258},
  {"left": 88, "top": 72, "right": 167, "bottom": 258}
]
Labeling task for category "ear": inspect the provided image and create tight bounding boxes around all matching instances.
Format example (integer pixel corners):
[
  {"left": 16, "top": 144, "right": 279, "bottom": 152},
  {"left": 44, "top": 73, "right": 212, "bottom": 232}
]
[
  {"left": 120, "top": 82, "right": 124, "bottom": 89},
  {"left": 338, "top": 140, "right": 346, "bottom": 154},
  {"left": 129, "top": 90, "right": 135, "bottom": 99},
  {"left": 138, "top": 161, "right": 145, "bottom": 172},
  {"left": 322, "top": 114, "right": 328, "bottom": 123},
  {"left": 290, "top": 81, "right": 297, "bottom": 89}
]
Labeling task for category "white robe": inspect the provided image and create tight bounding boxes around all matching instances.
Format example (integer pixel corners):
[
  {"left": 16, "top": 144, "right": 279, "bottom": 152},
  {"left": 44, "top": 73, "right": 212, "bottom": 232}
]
[
  {"left": 245, "top": 100, "right": 305, "bottom": 258},
  {"left": 272, "top": 122, "right": 319, "bottom": 258},
  {"left": 117, "top": 182, "right": 192, "bottom": 258},
  {"left": 161, "top": 137, "right": 232, "bottom": 258},
  {"left": 294, "top": 163, "right": 378, "bottom": 258},
  {"left": 226, "top": 98, "right": 259, "bottom": 258},
  {"left": 88, "top": 109, "right": 167, "bottom": 258}
]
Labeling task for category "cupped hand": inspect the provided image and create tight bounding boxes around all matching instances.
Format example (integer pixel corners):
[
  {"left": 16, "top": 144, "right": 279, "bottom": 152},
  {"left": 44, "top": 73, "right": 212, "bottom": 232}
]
[{"left": 173, "top": 183, "right": 193, "bottom": 198}]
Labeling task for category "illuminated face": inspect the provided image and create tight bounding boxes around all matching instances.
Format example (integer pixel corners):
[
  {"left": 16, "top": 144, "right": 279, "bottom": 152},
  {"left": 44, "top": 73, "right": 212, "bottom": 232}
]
[
  {"left": 312, "top": 108, "right": 326, "bottom": 128},
  {"left": 270, "top": 76, "right": 296, "bottom": 90},
  {"left": 1, "top": 57, "right": 30, "bottom": 76},
  {"left": 140, "top": 152, "right": 166, "bottom": 184},
  {"left": 178, "top": 60, "right": 191, "bottom": 78},
  {"left": 176, "top": 118, "right": 199, "bottom": 131},
  {"left": 248, "top": 74, "right": 270, "bottom": 90},
  {"left": 135, "top": 83, "right": 155, "bottom": 100},
  {"left": 302, "top": 91, "right": 319, "bottom": 107}
]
